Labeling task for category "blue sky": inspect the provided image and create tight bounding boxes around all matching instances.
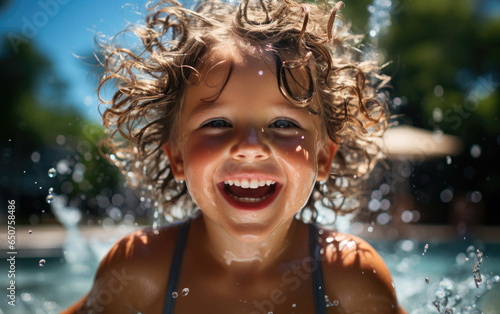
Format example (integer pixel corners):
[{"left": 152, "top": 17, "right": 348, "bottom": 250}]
[{"left": 0, "top": 0, "right": 151, "bottom": 121}]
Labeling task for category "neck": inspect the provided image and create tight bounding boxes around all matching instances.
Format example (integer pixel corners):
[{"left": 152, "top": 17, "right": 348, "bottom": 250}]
[{"left": 193, "top": 215, "right": 302, "bottom": 273}]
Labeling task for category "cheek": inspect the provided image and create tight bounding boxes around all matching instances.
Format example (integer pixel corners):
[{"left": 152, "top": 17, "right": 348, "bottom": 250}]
[
  {"left": 274, "top": 135, "right": 319, "bottom": 174},
  {"left": 182, "top": 136, "right": 225, "bottom": 203},
  {"left": 184, "top": 134, "right": 228, "bottom": 169},
  {"left": 274, "top": 137, "right": 319, "bottom": 211}
]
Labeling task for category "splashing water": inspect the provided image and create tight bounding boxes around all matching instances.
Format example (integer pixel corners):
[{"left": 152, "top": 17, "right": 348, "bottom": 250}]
[
  {"left": 50, "top": 195, "right": 93, "bottom": 272},
  {"left": 48, "top": 167, "right": 57, "bottom": 178},
  {"left": 472, "top": 250, "right": 483, "bottom": 288},
  {"left": 423, "top": 243, "right": 429, "bottom": 256},
  {"left": 45, "top": 194, "right": 54, "bottom": 204},
  {"left": 433, "top": 278, "right": 456, "bottom": 314},
  {"left": 388, "top": 240, "right": 500, "bottom": 313},
  {"left": 46, "top": 186, "right": 55, "bottom": 204},
  {"left": 324, "top": 295, "right": 339, "bottom": 308}
]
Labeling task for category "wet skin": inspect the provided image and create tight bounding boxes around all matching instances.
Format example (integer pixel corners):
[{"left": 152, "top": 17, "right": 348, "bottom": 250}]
[
  {"left": 63, "top": 48, "right": 406, "bottom": 313},
  {"left": 165, "top": 48, "right": 335, "bottom": 246}
]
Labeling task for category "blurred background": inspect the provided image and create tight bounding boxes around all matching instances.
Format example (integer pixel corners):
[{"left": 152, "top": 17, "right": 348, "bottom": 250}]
[
  {"left": 1, "top": 0, "right": 499, "bottom": 230},
  {"left": 0, "top": 0, "right": 500, "bottom": 312}
]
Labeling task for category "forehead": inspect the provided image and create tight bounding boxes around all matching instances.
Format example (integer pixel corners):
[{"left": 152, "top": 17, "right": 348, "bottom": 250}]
[
  {"left": 185, "top": 45, "right": 316, "bottom": 106},
  {"left": 178, "top": 48, "right": 321, "bottom": 126},
  {"left": 185, "top": 48, "right": 280, "bottom": 104}
]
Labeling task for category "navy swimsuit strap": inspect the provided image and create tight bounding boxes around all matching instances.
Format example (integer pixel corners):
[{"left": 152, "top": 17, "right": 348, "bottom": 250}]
[
  {"left": 163, "top": 219, "right": 191, "bottom": 314},
  {"left": 309, "top": 223, "right": 327, "bottom": 314}
]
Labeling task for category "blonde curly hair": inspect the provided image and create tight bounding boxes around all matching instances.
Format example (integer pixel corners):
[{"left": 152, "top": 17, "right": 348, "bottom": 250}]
[{"left": 98, "top": 0, "right": 390, "bottom": 224}]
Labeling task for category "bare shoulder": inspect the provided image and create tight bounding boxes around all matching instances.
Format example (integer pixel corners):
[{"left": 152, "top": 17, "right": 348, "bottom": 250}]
[
  {"left": 318, "top": 230, "right": 405, "bottom": 313},
  {"left": 62, "top": 222, "right": 184, "bottom": 313}
]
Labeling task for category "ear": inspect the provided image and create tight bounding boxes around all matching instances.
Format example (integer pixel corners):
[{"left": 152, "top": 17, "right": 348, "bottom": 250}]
[
  {"left": 316, "top": 139, "right": 338, "bottom": 182},
  {"left": 162, "top": 142, "right": 185, "bottom": 181}
]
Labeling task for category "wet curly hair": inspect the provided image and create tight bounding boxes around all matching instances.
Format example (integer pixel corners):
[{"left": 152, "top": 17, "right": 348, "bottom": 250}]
[{"left": 98, "top": 0, "right": 391, "bottom": 225}]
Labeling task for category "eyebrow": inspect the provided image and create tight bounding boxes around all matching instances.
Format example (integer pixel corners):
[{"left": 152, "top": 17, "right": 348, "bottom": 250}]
[{"left": 188, "top": 100, "right": 223, "bottom": 118}]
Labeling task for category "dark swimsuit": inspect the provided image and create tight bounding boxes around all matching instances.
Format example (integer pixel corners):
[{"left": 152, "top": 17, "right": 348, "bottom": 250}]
[{"left": 163, "top": 220, "right": 326, "bottom": 314}]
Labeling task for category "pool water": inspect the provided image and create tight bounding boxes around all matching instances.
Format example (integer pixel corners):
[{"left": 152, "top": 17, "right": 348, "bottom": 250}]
[
  {"left": 1, "top": 240, "right": 499, "bottom": 313},
  {"left": 374, "top": 240, "right": 500, "bottom": 313}
]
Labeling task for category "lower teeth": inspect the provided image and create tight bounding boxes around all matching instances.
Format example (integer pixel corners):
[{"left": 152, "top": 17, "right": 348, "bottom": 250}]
[{"left": 229, "top": 193, "right": 270, "bottom": 204}]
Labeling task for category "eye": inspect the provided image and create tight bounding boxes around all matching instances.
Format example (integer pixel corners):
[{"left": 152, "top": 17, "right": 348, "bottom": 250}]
[
  {"left": 201, "top": 119, "right": 231, "bottom": 128},
  {"left": 269, "top": 119, "right": 300, "bottom": 129}
]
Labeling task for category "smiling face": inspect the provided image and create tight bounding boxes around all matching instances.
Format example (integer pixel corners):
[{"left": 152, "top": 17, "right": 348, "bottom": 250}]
[{"left": 164, "top": 47, "right": 337, "bottom": 242}]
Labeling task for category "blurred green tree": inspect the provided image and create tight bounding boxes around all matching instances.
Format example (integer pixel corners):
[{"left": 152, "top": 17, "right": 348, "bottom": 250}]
[{"left": 0, "top": 36, "right": 121, "bottom": 224}]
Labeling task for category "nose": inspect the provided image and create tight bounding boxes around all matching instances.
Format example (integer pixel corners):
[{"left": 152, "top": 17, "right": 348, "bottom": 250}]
[{"left": 230, "top": 127, "right": 270, "bottom": 161}]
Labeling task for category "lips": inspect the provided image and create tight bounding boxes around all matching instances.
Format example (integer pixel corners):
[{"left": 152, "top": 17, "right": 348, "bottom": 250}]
[{"left": 217, "top": 178, "right": 281, "bottom": 210}]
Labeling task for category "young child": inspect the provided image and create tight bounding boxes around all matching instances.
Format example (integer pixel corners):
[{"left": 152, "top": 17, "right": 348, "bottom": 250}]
[{"left": 65, "top": 0, "right": 405, "bottom": 312}]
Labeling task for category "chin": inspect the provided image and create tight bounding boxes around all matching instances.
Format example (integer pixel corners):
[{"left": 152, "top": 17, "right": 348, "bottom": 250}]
[{"left": 223, "top": 219, "right": 287, "bottom": 243}]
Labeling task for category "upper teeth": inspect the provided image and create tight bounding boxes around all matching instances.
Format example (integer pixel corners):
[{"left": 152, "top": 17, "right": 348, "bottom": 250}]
[{"left": 224, "top": 179, "right": 276, "bottom": 189}]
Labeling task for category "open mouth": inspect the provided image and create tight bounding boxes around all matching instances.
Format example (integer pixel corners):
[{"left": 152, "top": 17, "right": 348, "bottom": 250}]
[{"left": 218, "top": 178, "right": 281, "bottom": 209}]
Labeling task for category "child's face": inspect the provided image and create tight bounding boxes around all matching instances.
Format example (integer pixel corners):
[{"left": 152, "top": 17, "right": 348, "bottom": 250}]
[{"left": 165, "top": 48, "right": 336, "bottom": 241}]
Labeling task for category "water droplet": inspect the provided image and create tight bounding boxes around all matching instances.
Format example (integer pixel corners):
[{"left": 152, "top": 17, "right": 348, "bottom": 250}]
[
  {"left": 39, "top": 259, "right": 46, "bottom": 267},
  {"left": 470, "top": 144, "right": 482, "bottom": 158},
  {"left": 434, "top": 85, "right": 444, "bottom": 97},
  {"left": 48, "top": 168, "right": 57, "bottom": 178},
  {"left": 258, "top": 70, "right": 264, "bottom": 75},
  {"left": 367, "top": 226, "right": 374, "bottom": 232},
  {"left": 473, "top": 250, "right": 483, "bottom": 288},
  {"left": 432, "top": 107, "right": 443, "bottom": 122},
  {"left": 181, "top": 288, "right": 189, "bottom": 296},
  {"left": 31, "top": 151, "right": 41, "bottom": 163},
  {"left": 401, "top": 210, "right": 413, "bottom": 223},
  {"left": 172, "top": 292, "right": 178, "bottom": 298},
  {"left": 48, "top": 187, "right": 54, "bottom": 194},
  {"left": 292, "top": 303, "right": 296, "bottom": 308},
  {"left": 440, "top": 188, "right": 453, "bottom": 203},
  {"left": 425, "top": 277, "right": 429, "bottom": 284},
  {"left": 28, "top": 230, "right": 32, "bottom": 234},
  {"left": 446, "top": 156, "right": 452, "bottom": 164},
  {"left": 470, "top": 191, "right": 482, "bottom": 203},
  {"left": 46, "top": 194, "right": 54, "bottom": 204},
  {"left": 423, "top": 243, "right": 429, "bottom": 255},
  {"left": 333, "top": 300, "right": 339, "bottom": 306}
]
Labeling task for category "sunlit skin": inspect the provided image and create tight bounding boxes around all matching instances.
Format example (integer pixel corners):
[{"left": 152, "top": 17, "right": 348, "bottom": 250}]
[
  {"left": 166, "top": 47, "right": 334, "bottom": 252},
  {"left": 63, "top": 47, "right": 406, "bottom": 313}
]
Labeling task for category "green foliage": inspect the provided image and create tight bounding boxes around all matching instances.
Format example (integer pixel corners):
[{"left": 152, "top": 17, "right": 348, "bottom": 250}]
[
  {"left": 380, "top": 0, "right": 500, "bottom": 137},
  {"left": 0, "top": 36, "right": 121, "bottom": 219}
]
